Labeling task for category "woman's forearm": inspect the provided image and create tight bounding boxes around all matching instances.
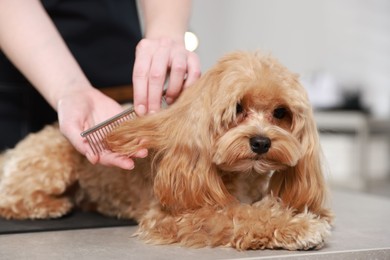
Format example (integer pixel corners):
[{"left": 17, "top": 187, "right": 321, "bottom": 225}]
[
  {"left": 0, "top": 0, "right": 92, "bottom": 110},
  {"left": 139, "top": 0, "right": 192, "bottom": 44}
]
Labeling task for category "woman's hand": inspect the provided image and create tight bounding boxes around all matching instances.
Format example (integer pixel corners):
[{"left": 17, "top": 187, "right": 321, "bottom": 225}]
[
  {"left": 132, "top": 38, "right": 201, "bottom": 116},
  {"left": 57, "top": 87, "right": 147, "bottom": 170}
]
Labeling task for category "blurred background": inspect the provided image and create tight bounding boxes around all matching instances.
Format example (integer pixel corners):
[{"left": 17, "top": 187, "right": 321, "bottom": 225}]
[{"left": 188, "top": 0, "right": 390, "bottom": 196}]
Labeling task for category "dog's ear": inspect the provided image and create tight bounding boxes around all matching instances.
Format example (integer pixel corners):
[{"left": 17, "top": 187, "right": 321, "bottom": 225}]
[
  {"left": 268, "top": 106, "right": 327, "bottom": 215},
  {"left": 153, "top": 78, "right": 236, "bottom": 213},
  {"left": 107, "top": 74, "right": 235, "bottom": 213},
  {"left": 154, "top": 143, "right": 235, "bottom": 213},
  {"left": 106, "top": 112, "right": 165, "bottom": 156}
]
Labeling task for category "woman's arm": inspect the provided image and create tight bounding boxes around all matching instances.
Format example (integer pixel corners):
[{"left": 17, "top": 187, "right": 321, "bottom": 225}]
[
  {"left": 140, "top": 0, "right": 191, "bottom": 44},
  {"left": 0, "top": 0, "right": 91, "bottom": 109}
]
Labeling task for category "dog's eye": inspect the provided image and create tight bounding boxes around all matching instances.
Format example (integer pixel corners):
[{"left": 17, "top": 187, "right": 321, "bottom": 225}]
[
  {"left": 273, "top": 107, "right": 287, "bottom": 119},
  {"left": 236, "top": 103, "right": 244, "bottom": 114}
]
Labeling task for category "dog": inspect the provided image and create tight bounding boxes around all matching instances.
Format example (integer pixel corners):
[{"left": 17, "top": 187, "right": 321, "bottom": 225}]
[{"left": 0, "top": 51, "right": 332, "bottom": 250}]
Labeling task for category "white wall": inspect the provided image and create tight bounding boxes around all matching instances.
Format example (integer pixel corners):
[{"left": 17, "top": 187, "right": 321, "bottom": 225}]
[
  {"left": 190, "top": 0, "right": 390, "bottom": 118},
  {"left": 320, "top": 134, "right": 390, "bottom": 188}
]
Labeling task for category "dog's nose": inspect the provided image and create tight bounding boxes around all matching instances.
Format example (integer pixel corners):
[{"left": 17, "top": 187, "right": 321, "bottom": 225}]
[{"left": 249, "top": 136, "right": 271, "bottom": 154}]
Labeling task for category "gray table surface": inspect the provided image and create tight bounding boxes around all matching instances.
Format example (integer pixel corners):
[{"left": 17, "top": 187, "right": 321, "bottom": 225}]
[{"left": 0, "top": 190, "right": 389, "bottom": 260}]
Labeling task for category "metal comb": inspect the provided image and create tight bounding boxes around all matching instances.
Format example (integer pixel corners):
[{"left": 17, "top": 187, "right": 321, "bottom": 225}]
[
  {"left": 80, "top": 98, "right": 167, "bottom": 155},
  {"left": 80, "top": 106, "right": 137, "bottom": 155}
]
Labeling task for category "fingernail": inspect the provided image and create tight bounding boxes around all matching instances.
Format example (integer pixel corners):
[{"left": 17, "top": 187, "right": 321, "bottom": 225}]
[
  {"left": 137, "top": 148, "right": 148, "bottom": 158},
  {"left": 166, "top": 97, "right": 173, "bottom": 104},
  {"left": 85, "top": 152, "right": 97, "bottom": 165},
  {"left": 137, "top": 105, "right": 146, "bottom": 116},
  {"left": 128, "top": 163, "right": 135, "bottom": 170}
]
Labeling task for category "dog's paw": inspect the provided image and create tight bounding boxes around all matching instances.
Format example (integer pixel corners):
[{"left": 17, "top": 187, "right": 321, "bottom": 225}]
[
  {"left": 33, "top": 197, "right": 74, "bottom": 219},
  {"left": 231, "top": 226, "right": 270, "bottom": 250},
  {"left": 0, "top": 197, "right": 73, "bottom": 220},
  {"left": 230, "top": 198, "right": 331, "bottom": 251},
  {"left": 271, "top": 211, "right": 331, "bottom": 250},
  {"left": 231, "top": 212, "right": 330, "bottom": 251}
]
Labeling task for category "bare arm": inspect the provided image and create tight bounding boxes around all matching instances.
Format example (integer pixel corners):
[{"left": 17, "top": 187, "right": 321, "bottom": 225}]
[
  {"left": 140, "top": 0, "right": 191, "bottom": 44},
  {"left": 0, "top": 0, "right": 91, "bottom": 109}
]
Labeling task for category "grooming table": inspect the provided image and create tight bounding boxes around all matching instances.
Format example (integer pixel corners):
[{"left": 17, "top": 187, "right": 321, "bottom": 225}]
[{"left": 0, "top": 190, "right": 389, "bottom": 260}]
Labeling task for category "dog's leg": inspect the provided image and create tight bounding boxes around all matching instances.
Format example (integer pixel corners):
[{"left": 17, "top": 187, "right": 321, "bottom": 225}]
[
  {"left": 230, "top": 197, "right": 331, "bottom": 250},
  {"left": 135, "top": 204, "right": 232, "bottom": 248},
  {"left": 0, "top": 126, "right": 80, "bottom": 219},
  {"left": 137, "top": 196, "right": 331, "bottom": 250}
]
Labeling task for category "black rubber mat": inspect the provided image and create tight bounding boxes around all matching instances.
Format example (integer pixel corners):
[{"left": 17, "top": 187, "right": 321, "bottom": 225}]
[{"left": 0, "top": 210, "right": 137, "bottom": 234}]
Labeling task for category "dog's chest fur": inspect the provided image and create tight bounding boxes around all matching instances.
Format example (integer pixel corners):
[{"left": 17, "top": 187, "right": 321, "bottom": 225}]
[{"left": 222, "top": 172, "right": 271, "bottom": 204}]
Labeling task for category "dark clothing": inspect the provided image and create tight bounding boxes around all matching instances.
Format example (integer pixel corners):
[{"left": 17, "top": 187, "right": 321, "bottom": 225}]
[
  {"left": 0, "top": 85, "right": 56, "bottom": 150},
  {"left": 0, "top": 0, "right": 142, "bottom": 150}
]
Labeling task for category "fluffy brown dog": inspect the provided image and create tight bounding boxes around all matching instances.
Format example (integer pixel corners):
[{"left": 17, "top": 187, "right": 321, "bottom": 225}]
[{"left": 0, "top": 51, "right": 332, "bottom": 250}]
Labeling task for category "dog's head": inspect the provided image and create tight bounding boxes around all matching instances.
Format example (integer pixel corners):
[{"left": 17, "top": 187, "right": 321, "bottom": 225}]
[
  {"left": 107, "top": 51, "right": 327, "bottom": 215},
  {"left": 209, "top": 52, "right": 308, "bottom": 174}
]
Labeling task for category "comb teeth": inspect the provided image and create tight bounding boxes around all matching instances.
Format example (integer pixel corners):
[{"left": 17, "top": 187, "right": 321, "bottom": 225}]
[
  {"left": 80, "top": 107, "right": 137, "bottom": 155},
  {"left": 80, "top": 98, "right": 168, "bottom": 155}
]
